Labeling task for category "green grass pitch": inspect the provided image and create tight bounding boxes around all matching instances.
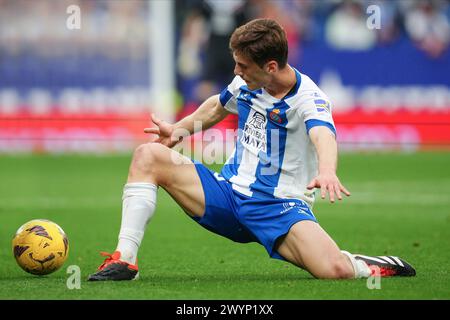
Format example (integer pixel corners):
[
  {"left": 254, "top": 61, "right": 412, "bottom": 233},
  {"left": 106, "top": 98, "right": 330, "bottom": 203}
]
[{"left": 0, "top": 151, "right": 449, "bottom": 300}]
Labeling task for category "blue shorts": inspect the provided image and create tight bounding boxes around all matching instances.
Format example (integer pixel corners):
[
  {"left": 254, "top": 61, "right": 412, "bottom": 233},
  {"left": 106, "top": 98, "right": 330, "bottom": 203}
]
[{"left": 192, "top": 163, "right": 318, "bottom": 260}]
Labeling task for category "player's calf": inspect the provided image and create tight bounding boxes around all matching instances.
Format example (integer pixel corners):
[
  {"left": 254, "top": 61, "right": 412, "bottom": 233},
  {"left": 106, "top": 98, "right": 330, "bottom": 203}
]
[
  {"left": 326, "top": 255, "right": 356, "bottom": 279},
  {"left": 306, "top": 253, "right": 355, "bottom": 279}
]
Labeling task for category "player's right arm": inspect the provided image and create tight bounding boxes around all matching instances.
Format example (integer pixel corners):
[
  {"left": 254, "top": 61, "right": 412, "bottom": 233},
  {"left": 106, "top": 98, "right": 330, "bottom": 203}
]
[{"left": 144, "top": 95, "right": 229, "bottom": 148}]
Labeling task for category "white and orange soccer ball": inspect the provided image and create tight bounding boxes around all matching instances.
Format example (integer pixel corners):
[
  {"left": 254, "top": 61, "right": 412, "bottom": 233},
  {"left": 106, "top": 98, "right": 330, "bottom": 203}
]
[{"left": 12, "top": 219, "right": 69, "bottom": 275}]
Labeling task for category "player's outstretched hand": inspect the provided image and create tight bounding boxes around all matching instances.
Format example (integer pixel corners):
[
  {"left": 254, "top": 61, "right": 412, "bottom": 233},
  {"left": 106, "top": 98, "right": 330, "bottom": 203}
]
[
  {"left": 143, "top": 113, "right": 183, "bottom": 148},
  {"left": 306, "top": 172, "right": 351, "bottom": 203}
]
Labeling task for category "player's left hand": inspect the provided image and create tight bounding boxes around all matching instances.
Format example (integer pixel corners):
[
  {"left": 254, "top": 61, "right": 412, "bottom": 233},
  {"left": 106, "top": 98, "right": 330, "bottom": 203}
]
[
  {"left": 306, "top": 171, "right": 351, "bottom": 203},
  {"left": 143, "top": 113, "right": 183, "bottom": 148}
]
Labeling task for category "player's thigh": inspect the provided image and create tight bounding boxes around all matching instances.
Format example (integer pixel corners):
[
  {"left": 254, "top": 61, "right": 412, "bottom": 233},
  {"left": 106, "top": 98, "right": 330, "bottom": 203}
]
[
  {"left": 275, "top": 221, "right": 343, "bottom": 273},
  {"left": 132, "top": 143, "right": 206, "bottom": 218}
]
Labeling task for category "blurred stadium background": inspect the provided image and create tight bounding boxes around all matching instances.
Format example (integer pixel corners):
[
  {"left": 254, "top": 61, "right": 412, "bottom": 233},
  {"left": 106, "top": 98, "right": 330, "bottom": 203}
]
[
  {"left": 1, "top": 0, "right": 450, "bottom": 301},
  {"left": 0, "top": 0, "right": 449, "bottom": 154}
]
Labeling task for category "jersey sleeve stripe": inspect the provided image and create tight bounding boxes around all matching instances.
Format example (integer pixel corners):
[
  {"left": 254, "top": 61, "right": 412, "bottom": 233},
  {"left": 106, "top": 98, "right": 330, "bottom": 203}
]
[
  {"left": 219, "top": 88, "right": 233, "bottom": 107},
  {"left": 305, "top": 119, "right": 336, "bottom": 136}
]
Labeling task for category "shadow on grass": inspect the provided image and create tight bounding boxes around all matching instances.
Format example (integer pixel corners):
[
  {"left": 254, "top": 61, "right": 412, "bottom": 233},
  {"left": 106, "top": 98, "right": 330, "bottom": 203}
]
[{"left": 85, "top": 273, "right": 318, "bottom": 285}]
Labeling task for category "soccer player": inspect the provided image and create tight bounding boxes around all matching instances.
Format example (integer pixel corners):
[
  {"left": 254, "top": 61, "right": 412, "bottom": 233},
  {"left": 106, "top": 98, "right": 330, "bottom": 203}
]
[{"left": 88, "top": 19, "right": 415, "bottom": 281}]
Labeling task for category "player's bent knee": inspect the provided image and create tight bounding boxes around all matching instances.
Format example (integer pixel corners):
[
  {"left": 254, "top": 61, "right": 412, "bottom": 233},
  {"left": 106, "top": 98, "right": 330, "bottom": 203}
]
[
  {"left": 130, "top": 143, "right": 168, "bottom": 174},
  {"left": 129, "top": 143, "right": 191, "bottom": 184}
]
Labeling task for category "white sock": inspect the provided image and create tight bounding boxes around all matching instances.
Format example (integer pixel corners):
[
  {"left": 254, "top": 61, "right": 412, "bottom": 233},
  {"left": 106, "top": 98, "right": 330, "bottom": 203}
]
[
  {"left": 116, "top": 182, "right": 157, "bottom": 264},
  {"left": 341, "top": 250, "right": 372, "bottom": 279}
]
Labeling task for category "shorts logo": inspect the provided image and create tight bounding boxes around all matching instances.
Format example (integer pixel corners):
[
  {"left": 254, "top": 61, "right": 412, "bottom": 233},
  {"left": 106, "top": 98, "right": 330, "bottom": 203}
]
[
  {"left": 280, "top": 202, "right": 310, "bottom": 216},
  {"left": 280, "top": 202, "right": 297, "bottom": 214}
]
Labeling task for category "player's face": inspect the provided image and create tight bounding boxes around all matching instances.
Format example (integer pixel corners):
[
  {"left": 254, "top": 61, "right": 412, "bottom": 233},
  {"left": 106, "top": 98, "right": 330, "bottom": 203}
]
[{"left": 232, "top": 52, "right": 270, "bottom": 90}]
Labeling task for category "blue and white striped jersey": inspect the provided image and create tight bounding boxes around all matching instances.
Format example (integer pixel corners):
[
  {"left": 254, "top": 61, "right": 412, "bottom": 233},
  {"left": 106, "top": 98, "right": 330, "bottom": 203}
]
[{"left": 218, "top": 68, "right": 336, "bottom": 207}]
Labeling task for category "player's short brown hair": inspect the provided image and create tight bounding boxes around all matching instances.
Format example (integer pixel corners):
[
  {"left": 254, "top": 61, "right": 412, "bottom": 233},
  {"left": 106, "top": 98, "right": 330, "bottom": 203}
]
[{"left": 229, "top": 18, "right": 288, "bottom": 69}]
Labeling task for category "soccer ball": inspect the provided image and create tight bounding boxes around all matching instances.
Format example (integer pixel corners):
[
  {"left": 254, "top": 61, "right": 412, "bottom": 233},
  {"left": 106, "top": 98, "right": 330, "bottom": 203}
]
[{"left": 12, "top": 219, "right": 69, "bottom": 275}]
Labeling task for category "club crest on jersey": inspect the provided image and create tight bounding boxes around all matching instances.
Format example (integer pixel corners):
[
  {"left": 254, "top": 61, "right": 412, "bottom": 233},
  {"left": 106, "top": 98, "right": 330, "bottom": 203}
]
[
  {"left": 268, "top": 108, "right": 288, "bottom": 125},
  {"left": 269, "top": 109, "right": 283, "bottom": 124}
]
